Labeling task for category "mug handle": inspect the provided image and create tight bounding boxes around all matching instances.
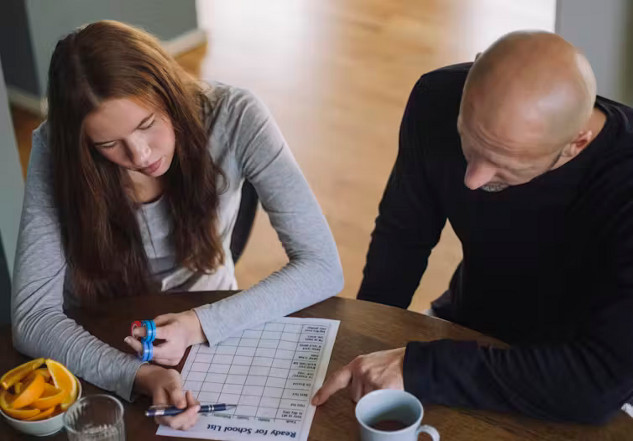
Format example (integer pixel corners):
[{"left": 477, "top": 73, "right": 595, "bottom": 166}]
[{"left": 416, "top": 424, "right": 440, "bottom": 441}]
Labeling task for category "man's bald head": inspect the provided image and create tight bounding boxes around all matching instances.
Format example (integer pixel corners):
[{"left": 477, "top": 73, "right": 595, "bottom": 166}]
[
  {"left": 458, "top": 31, "right": 601, "bottom": 192},
  {"left": 462, "top": 31, "right": 596, "bottom": 148}
]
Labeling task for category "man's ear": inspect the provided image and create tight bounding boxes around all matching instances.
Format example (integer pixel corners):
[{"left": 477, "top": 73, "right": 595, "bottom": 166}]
[{"left": 563, "top": 130, "right": 593, "bottom": 158}]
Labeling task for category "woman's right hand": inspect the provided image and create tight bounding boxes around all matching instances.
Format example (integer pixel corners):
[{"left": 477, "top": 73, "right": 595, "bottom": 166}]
[{"left": 133, "top": 364, "right": 200, "bottom": 430}]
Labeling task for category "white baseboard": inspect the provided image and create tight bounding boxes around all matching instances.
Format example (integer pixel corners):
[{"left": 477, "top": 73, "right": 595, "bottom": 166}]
[
  {"left": 7, "top": 86, "right": 47, "bottom": 117},
  {"left": 8, "top": 28, "right": 207, "bottom": 116},
  {"left": 162, "top": 28, "right": 207, "bottom": 57}
]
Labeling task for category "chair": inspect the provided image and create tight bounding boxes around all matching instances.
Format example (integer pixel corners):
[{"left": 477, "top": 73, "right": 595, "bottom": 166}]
[{"left": 230, "top": 180, "right": 258, "bottom": 263}]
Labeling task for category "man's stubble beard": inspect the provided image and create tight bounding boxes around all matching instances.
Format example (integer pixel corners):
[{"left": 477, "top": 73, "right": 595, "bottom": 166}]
[{"left": 480, "top": 182, "right": 509, "bottom": 192}]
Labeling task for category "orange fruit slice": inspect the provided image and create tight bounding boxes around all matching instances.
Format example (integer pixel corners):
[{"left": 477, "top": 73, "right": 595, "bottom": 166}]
[
  {"left": 11, "top": 373, "right": 45, "bottom": 409},
  {"left": 0, "top": 389, "right": 14, "bottom": 410},
  {"left": 25, "top": 406, "right": 55, "bottom": 421},
  {"left": 60, "top": 376, "right": 80, "bottom": 410},
  {"left": 32, "top": 387, "right": 67, "bottom": 410},
  {"left": 24, "top": 368, "right": 52, "bottom": 384},
  {"left": 41, "top": 383, "right": 61, "bottom": 397},
  {"left": 45, "top": 360, "right": 78, "bottom": 410},
  {"left": 15, "top": 368, "right": 53, "bottom": 395},
  {"left": 0, "top": 358, "right": 45, "bottom": 390},
  {"left": 2, "top": 406, "right": 41, "bottom": 420},
  {"left": 0, "top": 390, "right": 41, "bottom": 420},
  {"left": 13, "top": 381, "right": 23, "bottom": 395}
]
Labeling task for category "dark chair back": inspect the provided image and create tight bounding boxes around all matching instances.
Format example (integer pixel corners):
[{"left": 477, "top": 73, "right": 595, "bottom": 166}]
[{"left": 230, "top": 180, "right": 258, "bottom": 263}]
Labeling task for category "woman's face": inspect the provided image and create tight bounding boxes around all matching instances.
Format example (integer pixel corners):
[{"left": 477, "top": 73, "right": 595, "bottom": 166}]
[{"left": 84, "top": 98, "right": 175, "bottom": 178}]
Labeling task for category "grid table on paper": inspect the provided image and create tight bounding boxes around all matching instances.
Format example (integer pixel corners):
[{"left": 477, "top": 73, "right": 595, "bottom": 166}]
[{"left": 182, "top": 321, "right": 329, "bottom": 422}]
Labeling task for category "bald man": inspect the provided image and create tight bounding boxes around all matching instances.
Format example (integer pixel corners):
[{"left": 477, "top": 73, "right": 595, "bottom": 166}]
[{"left": 313, "top": 32, "right": 633, "bottom": 423}]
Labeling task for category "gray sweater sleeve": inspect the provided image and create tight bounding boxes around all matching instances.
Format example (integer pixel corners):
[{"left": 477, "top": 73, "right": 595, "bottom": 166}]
[
  {"left": 11, "top": 126, "right": 144, "bottom": 401},
  {"left": 193, "top": 88, "right": 344, "bottom": 344}
]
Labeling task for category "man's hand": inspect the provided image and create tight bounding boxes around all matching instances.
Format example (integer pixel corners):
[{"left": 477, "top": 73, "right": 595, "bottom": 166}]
[{"left": 312, "top": 347, "right": 406, "bottom": 405}]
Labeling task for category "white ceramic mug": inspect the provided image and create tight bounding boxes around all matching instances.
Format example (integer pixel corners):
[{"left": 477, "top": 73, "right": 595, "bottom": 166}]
[{"left": 355, "top": 390, "right": 439, "bottom": 441}]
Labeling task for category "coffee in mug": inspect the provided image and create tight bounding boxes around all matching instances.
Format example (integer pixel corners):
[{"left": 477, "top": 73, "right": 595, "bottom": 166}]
[{"left": 355, "top": 389, "right": 439, "bottom": 441}]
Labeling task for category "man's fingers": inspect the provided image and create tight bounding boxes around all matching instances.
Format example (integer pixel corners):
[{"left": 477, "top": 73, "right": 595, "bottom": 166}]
[
  {"left": 312, "top": 366, "right": 353, "bottom": 406},
  {"left": 350, "top": 373, "right": 363, "bottom": 403},
  {"left": 363, "top": 382, "right": 377, "bottom": 400}
]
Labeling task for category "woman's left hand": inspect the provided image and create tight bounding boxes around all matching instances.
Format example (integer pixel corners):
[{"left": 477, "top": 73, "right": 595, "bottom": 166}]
[{"left": 125, "top": 310, "right": 206, "bottom": 366}]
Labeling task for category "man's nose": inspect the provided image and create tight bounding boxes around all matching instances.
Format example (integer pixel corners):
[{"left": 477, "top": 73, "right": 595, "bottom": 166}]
[{"left": 464, "top": 160, "right": 497, "bottom": 190}]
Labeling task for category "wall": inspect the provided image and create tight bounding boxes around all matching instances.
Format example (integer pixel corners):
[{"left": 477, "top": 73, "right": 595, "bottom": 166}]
[
  {"left": 0, "top": 57, "right": 26, "bottom": 323},
  {"left": 0, "top": 0, "right": 40, "bottom": 96},
  {"left": 0, "top": 235, "right": 10, "bottom": 324},
  {"left": 24, "top": 0, "right": 198, "bottom": 101},
  {"left": 1, "top": 0, "right": 199, "bottom": 102},
  {"left": 556, "top": 0, "right": 633, "bottom": 105}
]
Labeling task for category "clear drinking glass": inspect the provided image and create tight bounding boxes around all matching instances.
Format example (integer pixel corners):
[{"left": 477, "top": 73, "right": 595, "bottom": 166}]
[{"left": 63, "top": 395, "right": 125, "bottom": 441}]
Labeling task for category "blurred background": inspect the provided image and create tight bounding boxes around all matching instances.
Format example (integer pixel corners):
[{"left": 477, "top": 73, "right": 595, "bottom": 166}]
[{"left": 1, "top": 0, "right": 632, "bottom": 324}]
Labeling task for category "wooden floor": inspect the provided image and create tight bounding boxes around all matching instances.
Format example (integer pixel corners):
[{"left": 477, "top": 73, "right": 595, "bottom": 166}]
[{"left": 10, "top": 0, "right": 555, "bottom": 312}]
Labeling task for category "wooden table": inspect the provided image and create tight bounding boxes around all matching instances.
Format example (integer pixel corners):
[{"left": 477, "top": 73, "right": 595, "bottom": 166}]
[{"left": 1, "top": 292, "right": 632, "bottom": 440}]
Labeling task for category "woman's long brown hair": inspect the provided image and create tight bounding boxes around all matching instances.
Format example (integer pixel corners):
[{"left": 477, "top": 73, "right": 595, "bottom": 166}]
[{"left": 47, "top": 20, "right": 225, "bottom": 302}]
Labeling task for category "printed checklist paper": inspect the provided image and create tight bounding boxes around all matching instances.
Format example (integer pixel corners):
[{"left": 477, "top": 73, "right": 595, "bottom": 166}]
[{"left": 157, "top": 317, "right": 340, "bottom": 441}]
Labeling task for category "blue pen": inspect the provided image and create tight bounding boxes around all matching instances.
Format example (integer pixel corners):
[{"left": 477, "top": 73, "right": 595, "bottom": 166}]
[{"left": 145, "top": 403, "right": 237, "bottom": 417}]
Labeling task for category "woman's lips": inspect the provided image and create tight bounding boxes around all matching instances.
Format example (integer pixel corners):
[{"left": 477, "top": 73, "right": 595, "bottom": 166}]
[{"left": 141, "top": 157, "right": 162, "bottom": 174}]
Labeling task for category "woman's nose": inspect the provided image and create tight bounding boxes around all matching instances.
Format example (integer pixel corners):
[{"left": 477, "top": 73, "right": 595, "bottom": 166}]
[{"left": 127, "top": 137, "right": 152, "bottom": 168}]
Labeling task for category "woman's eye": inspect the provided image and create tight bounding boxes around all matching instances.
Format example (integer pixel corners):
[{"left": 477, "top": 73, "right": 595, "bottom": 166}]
[
  {"left": 97, "top": 142, "right": 117, "bottom": 149},
  {"left": 140, "top": 119, "right": 155, "bottom": 130}
]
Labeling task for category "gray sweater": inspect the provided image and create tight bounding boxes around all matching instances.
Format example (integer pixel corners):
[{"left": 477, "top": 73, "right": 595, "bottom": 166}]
[{"left": 11, "top": 83, "right": 343, "bottom": 401}]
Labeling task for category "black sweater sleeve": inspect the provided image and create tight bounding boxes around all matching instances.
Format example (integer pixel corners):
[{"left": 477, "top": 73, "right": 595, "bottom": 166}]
[
  {"left": 357, "top": 77, "right": 447, "bottom": 308},
  {"left": 404, "top": 225, "right": 633, "bottom": 424}
]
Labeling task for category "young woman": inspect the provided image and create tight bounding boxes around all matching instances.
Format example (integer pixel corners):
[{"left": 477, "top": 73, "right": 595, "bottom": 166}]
[{"left": 11, "top": 20, "right": 343, "bottom": 430}]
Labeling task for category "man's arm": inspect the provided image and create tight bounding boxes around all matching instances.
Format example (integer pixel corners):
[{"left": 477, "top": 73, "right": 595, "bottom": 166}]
[
  {"left": 314, "top": 298, "right": 633, "bottom": 424},
  {"left": 358, "top": 77, "right": 448, "bottom": 308},
  {"left": 320, "top": 218, "right": 633, "bottom": 424}
]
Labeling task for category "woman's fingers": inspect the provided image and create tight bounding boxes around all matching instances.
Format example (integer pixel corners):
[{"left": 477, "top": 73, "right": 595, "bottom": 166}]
[
  {"left": 153, "top": 314, "right": 174, "bottom": 327},
  {"left": 185, "top": 390, "right": 200, "bottom": 407},
  {"left": 124, "top": 336, "right": 143, "bottom": 353},
  {"left": 151, "top": 340, "right": 185, "bottom": 361},
  {"left": 153, "top": 324, "right": 170, "bottom": 341},
  {"left": 166, "top": 379, "right": 187, "bottom": 409},
  {"left": 156, "top": 402, "right": 200, "bottom": 430},
  {"left": 131, "top": 326, "right": 147, "bottom": 339},
  {"left": 156, "top": 390, "right": 200, "bottom": 430},
  {"left": 126, "top": 336, "right": 184, "bottom": 365},
  {"left": 152, "top": 387, "right": 169, "bottom": 406},
  {"left": 153, "top": 357, "right": 182, "bottom": 367}
]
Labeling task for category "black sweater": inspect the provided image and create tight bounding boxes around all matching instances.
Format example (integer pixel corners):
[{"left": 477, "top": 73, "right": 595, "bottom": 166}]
[{"left": 358, "top": 63, "right": 633, "bottom": 423}]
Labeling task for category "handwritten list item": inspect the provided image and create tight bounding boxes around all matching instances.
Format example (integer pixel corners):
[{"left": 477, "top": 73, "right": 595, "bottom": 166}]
[{"left": 157, "top": 317, "right": 340, "bottom": 441}]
